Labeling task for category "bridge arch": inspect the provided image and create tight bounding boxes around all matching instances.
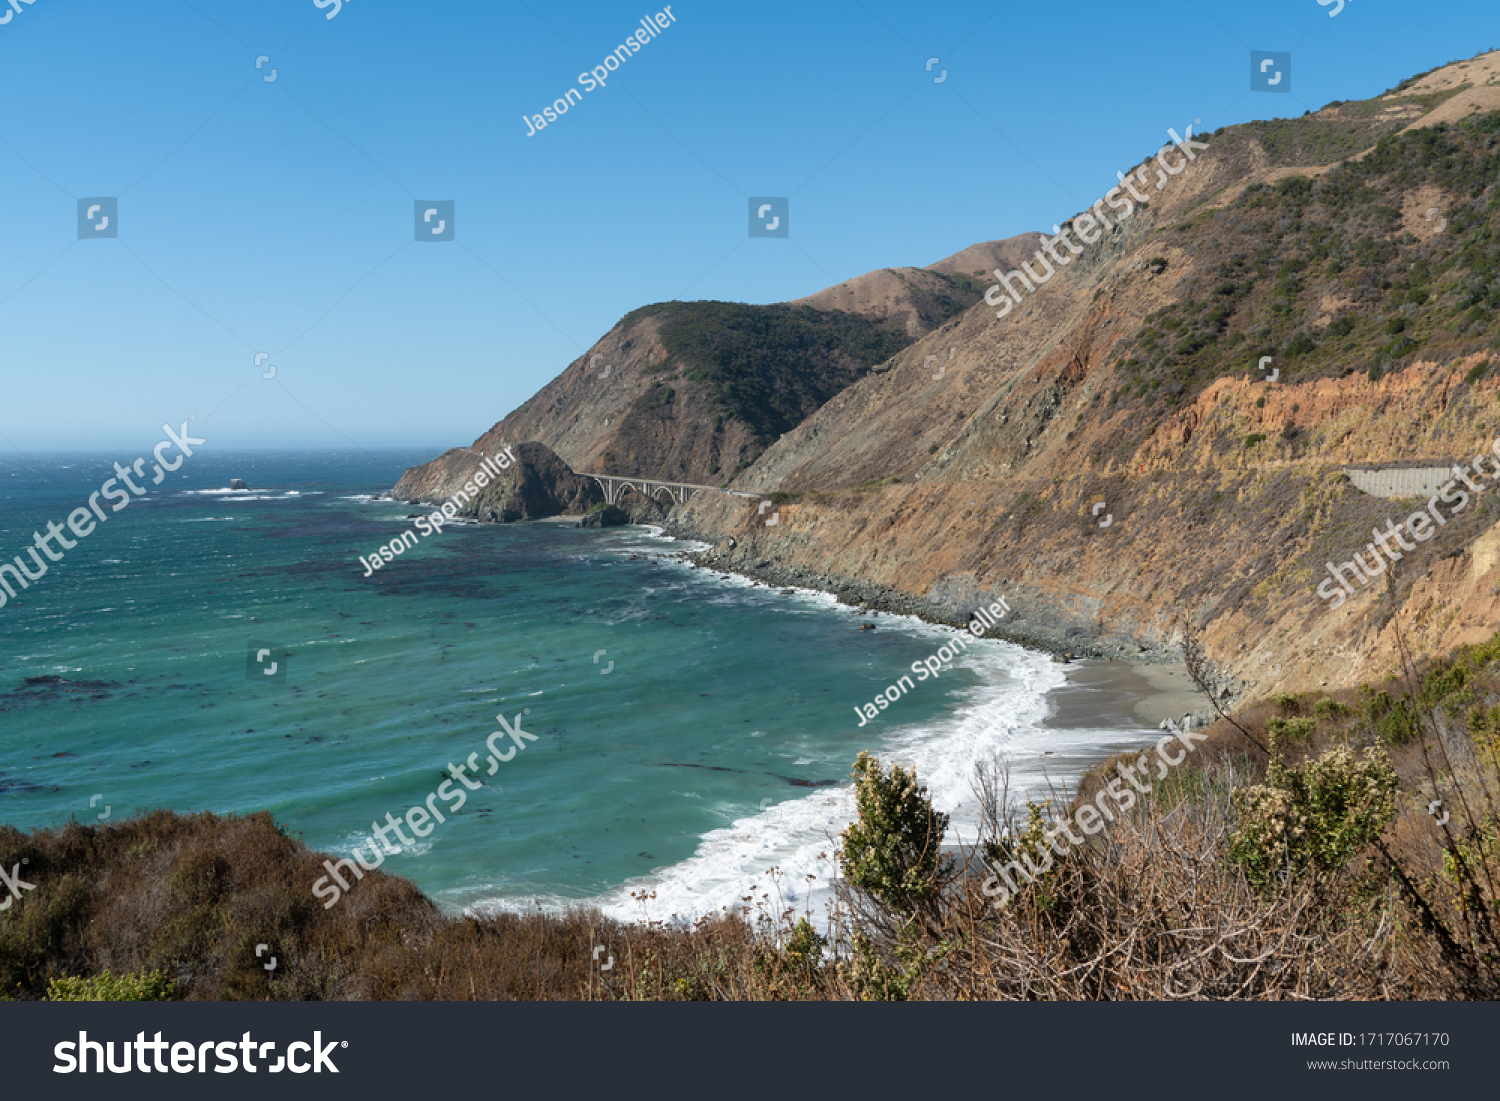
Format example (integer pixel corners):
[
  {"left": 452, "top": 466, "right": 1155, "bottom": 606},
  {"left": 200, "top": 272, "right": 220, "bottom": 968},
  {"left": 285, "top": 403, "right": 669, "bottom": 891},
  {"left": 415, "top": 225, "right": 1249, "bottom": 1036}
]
[{"left": 579, "top": 473, "right": 704, "bottom": 507}]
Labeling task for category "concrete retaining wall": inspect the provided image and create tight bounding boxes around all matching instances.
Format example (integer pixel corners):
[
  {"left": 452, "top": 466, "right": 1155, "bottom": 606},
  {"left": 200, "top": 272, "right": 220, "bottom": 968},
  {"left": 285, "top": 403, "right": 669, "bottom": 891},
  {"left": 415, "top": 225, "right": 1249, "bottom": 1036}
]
[{"left": 1345, "top": 466, "right": 1455, "bottom": 499}]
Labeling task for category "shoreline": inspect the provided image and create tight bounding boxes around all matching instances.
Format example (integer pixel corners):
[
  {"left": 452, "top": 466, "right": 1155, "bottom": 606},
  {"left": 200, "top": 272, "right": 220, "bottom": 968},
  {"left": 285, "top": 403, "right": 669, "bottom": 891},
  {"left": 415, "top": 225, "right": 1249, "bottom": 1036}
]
[
  {"left": 383, "top": 492, "right": 1245, "bottom": 721},
  {"left": 620, "top": 519, "right": 1216, "bottom": 780},
  {"left": 375, "top": 504, "right": 1221, "bottom": 925},
  {"left": 1046, "top": 659, "right": 1218, "bottom": 731},
  {"left": 401, "top": 506, "right": 1232, "bottom": 743},
  {"left": 640, "top": 517, "right": 1234, "bottom": 733}
]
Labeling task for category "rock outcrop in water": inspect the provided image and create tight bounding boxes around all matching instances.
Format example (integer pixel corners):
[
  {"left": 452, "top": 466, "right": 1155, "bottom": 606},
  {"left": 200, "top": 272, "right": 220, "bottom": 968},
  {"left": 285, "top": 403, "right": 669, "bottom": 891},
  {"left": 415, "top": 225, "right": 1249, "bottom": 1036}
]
[
  {"left": 391, "top": 441, "right": 602, "bottom": 521},
  {"left": 580, "top": 504, "right": 629, "bottom": 528}
]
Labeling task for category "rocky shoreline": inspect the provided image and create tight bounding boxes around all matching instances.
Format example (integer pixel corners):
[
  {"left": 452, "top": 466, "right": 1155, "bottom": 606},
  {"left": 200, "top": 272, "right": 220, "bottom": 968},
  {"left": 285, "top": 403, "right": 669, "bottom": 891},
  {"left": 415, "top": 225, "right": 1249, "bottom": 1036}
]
[
  {"left": 376, "top": 456, "right": 1246, "bottom": 731},
  {"left": 650, "top": 516, "right": 1245, "bottom": 731}
]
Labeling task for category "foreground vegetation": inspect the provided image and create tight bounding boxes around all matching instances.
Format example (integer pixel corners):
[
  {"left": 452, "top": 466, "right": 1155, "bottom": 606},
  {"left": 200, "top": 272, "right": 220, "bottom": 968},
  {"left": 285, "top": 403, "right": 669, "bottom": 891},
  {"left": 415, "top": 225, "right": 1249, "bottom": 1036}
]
[{"left": 5, "top": 626, "right": 1500, "bottom": 1000}]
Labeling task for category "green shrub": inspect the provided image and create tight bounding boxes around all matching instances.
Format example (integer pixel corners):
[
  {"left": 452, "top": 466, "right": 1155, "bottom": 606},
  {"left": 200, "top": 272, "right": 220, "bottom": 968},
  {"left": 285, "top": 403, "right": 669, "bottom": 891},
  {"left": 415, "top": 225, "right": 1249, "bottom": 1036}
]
[
  {"left": 980, "top": 802, "right": 1065, "bottom": 913},
  {"left": 1271, "top": 692, "right": 1303, "bottom": 714},
  {"left": 1266, "top": 717, "right": 1317, "bottom": 743},
  {"left": 1229, "top": 744, "right": 1397, "bottom": 890},
  {"left": 1243, "top": 433, "right": 1267, "bottom": 448},
  {"left": 0, "top": 874, "right": 92, "bottom": 993},
  {"left": 1360, "top": 686, "right": 1421, "bottom": 745},
  {"left": 1314, "top": 698, "right": 1353, "bottom": 719},
  {"left": 839, "top": 753, "right": 956, "bottom": 918},
  {"left": 1465, "top": 360, "right": 1490, "bottom": 385},
  {"left": 46, "top": 969, "right": 178, "bottom": 1002},
  {"left": 841, "top": 928, "right": 929, "bottom": 1002},
  {"left": 752, "top": 916, "right": 828, "bottom": 999}
]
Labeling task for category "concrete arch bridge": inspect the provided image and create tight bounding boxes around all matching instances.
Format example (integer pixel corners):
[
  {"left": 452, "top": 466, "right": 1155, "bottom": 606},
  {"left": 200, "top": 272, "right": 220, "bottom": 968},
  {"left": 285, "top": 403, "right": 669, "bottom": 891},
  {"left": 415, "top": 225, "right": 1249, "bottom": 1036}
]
[{"left": 576, "top": 472, "right": 760, "bottom": 507}]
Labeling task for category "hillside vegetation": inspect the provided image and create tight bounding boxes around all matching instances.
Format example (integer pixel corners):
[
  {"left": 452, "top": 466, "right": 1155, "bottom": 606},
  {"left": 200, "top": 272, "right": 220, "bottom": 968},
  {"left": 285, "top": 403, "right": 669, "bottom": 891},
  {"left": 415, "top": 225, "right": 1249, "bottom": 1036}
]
[
  {"left": 1110, "top": 111, "right": 1500, "bottom": 456},
  {"left": 661, "top": 52, "right": 1500, "bottom": 712},
  {"left": 640, "top": 300, "right": 911, "bottom": 448}
]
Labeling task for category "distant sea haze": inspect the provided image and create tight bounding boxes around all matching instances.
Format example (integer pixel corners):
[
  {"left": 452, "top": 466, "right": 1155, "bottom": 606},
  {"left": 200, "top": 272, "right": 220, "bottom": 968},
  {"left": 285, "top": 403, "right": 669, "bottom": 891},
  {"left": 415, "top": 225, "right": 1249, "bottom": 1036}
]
[{"left": 0, "top": 421, "right": 205, "bottom": 612}]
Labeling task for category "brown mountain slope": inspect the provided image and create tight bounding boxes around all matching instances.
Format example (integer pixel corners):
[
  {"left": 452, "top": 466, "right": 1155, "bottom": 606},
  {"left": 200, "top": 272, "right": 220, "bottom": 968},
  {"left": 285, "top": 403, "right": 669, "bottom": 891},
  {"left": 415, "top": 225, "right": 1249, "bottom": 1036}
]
[
  {"left": 925, "top": 235, "right": 1048, "bottom": 280},
  {"left": 391, "top": 235, "right": 1040, "bottom": 501},
  {"left": 789, "top": 234, "right": 1044, "bottom": 337},
  {"left": 393, "top": 48, "right": 1500, "bottom": 703},
  {"left": 668, "top": 49, "right": 1500, "bottom": 699}
]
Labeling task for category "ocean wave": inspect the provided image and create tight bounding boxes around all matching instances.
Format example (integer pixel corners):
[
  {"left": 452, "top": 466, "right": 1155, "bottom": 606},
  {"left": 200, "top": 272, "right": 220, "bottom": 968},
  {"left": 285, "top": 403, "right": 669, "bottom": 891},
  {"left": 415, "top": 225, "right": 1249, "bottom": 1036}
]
[
  {"left": 566, "top": 642, "right": 1156, "bottom": 932},
  {"left": 327, "top": 830, "right": 432, "bottom": 862},
  {"left": 180, "top": 488, "right": 307, "bottom": 500}
]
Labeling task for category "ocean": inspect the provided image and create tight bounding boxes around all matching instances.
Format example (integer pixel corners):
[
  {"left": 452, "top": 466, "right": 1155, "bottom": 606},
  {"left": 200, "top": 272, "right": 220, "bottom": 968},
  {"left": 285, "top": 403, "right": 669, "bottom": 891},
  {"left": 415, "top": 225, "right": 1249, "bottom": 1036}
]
[{"left": 0, "top": 449, "right": 1153, "bottom": 925}]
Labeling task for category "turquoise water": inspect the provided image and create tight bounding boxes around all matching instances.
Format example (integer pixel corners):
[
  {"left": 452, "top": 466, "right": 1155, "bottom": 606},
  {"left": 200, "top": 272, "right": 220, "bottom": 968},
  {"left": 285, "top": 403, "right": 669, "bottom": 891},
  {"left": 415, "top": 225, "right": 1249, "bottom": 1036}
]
[{"left": 0, "top": 450, "right": 1109, "bottom": 921}]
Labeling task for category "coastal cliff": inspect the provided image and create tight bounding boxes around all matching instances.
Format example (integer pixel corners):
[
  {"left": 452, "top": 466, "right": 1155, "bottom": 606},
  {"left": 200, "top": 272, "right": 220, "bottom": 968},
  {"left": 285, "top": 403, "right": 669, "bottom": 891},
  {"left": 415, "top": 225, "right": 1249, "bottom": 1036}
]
[{"left": 396, "top": 50, "right": 1500, "bottom": 699}]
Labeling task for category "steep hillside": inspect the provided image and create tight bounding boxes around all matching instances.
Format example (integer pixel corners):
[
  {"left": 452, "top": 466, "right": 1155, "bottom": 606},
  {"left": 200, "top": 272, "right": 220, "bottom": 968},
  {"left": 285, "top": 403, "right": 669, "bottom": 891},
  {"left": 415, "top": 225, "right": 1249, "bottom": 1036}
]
[
  {"left": 392, "top": 236, "right": 1041, "bottom": 498},
  {"left": 394, "top": 48, "right": 1500, "bottom": 701},
  {"left": 669, "top": 50, "right": 1500, "bottom": 699},
  {"left": 471, "top": 300, "right": 911, "bottom": 486},
  {"left": 790, "top": 235, "right": 1044, "bottom": 336}
]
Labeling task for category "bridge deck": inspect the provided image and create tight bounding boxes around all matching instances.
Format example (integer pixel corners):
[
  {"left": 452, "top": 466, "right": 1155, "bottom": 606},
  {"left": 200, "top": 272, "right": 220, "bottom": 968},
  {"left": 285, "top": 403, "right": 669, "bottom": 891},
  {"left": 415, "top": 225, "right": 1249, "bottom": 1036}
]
[{"left": 576, "top": 472, "right": 762, "bottom": 506}]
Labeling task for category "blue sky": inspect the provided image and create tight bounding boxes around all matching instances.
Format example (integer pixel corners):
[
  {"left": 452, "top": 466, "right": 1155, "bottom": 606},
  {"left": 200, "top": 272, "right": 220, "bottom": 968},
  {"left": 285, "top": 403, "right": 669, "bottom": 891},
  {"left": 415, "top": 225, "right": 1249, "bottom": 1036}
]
[{"left": 1, "top": 0, "right": 1495, "bottom": 451}]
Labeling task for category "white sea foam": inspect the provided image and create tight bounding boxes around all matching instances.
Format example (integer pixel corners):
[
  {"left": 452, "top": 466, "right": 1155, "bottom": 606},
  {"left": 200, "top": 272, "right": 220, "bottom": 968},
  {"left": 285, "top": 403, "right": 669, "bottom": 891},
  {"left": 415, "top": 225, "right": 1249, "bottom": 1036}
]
[
  {"left": 328, "top": 830, "right": 432, "bottom": 862},
  {"left": 463, "top": 524, "right": 1159, "bottom": 932},
  {"left": 581, "top": 639, "right": 1156, "bottom": 932},
  {"left": 180, "top": 488, "right": 308, "bottom": 500}
]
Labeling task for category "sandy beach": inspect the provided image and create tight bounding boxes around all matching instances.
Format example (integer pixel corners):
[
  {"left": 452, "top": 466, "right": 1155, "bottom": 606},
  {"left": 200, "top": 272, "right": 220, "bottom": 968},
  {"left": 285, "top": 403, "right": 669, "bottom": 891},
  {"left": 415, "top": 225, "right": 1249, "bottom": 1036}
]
[{"left": 1046, "top": 659, "right": 1209, "bottom": 731}]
